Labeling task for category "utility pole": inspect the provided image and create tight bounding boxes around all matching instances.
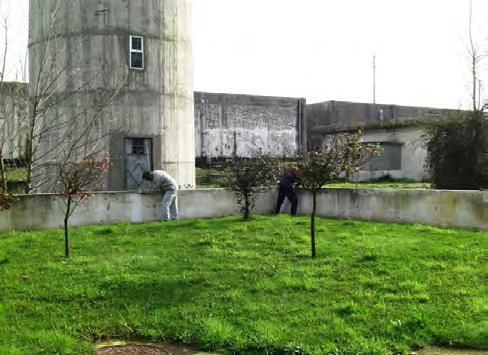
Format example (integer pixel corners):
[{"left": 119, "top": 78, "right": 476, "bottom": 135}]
[{"left": 373, "top": 54, "right": 376, "bottom": 104}]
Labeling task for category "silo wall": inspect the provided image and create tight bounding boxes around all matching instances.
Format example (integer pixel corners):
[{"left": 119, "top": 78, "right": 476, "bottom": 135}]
[{"left": 28, "top": 0, "right": 195, "bottom": 191}]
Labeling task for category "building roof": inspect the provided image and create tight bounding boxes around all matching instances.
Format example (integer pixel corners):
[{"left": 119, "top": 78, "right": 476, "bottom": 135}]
[{"left": 306, "top": 100, "right": 461, "bottom": 134}]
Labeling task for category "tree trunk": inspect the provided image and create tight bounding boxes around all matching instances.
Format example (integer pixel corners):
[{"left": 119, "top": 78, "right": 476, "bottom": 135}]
[
  {"left": 472, "top": 56, "right": 477, "bottom": 111},
  {"left": 244, "top": 193, "right": 250, "bottom": 220},
  {"left": 25, "top": 136, "right": 33, "bottom": 193},
  {"left": 0, "top": 148, "right": 7, "bottom": 192},
  {"left": 64, "top": 196, "right": 71, "bottom": 258},
  {"left": 310, "top": 190, "right": 317, "bottom": 258}
]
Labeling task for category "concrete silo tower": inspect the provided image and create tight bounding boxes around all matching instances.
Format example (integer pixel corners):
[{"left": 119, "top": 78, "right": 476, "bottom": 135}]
[{"left": 28, "top": 0, "right": 195, "bottom": 190}]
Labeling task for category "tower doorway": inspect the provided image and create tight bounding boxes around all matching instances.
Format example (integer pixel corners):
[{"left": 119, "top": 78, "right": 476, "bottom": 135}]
[{"left": 124, "top": 137, "right": 153, "bottom": 190}]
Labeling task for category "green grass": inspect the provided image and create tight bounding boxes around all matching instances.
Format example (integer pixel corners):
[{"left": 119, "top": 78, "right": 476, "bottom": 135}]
[
  {"left": 197, "top": 183, "right": 225, "bottom": 188},
  {"left": 0, "top": 216, "right": 486, "bottom": 354},
  {"left": 4, "top": 167, "right": 27, "bottom": 182},
  {"left": 196, "top": 182, "right": 430, "bottom": 189},
  {"left": 327, "top": 181, "right": 431, "bottom": 189}
]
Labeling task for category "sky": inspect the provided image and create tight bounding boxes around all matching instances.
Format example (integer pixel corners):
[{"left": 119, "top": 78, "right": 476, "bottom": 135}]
[{"left": 1, "top": 0, "right": 488, "bottom": 109}]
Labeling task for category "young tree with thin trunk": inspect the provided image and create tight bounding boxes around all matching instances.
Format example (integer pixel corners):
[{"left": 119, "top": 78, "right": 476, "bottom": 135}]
[
  {"left": 57, "top": 153, "right": 110, "bottom": 258},
  {"left": 298, "top": 131, "right": 381, "bottom": 257},
  {"left": 423, "top": 1, "right": 488, "bottom": 190},
  {"left": 467, "top": 0, "right": 486, "bottom": 111},
  {"left": 51, "top": 71, "right": 123, "bottom": 257},
  {"left": 0, "top": 17, "right": 9, "bottom": 192}
]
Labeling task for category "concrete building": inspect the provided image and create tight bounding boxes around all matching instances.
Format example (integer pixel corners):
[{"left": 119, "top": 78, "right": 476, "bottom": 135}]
[
  {"left": 29, "top": 0, "right": 195, "bottom": 191},
  {"left": 306, "top": 100, "right": 458, "bottom": 181},
  {"left": 195, "top": 92, "right": 305, "bottom": 159},
  {"left": 1, "top": 85, "right": 304, "bottom": 164},
  {"left": 0, "top": 82, "right": 28, "bottom": 162}
]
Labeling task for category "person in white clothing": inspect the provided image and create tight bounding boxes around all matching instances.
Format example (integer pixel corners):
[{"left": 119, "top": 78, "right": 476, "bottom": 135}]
[{"left": 142, "top": 170, "right": 179, "bottom": 221}]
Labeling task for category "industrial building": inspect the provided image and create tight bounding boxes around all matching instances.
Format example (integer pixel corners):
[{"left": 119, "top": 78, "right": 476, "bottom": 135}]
[
  {"left": 0, "top": 1, "right": 459, "bottom": 190},
  {"left": 306, "top": 100, "right": 458, "bottom": 181}
]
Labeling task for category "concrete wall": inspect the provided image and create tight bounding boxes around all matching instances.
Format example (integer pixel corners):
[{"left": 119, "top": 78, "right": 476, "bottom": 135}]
[
  {"left": 1, "top": 188, "right": 486, "bottom": 231},
  {"left": 306, "top": 100, "right": 457, "bottom": 142},
  {"left": 0, "top": 83, "right": 28, "bottom": 161},
  {"left": 358, "top": 127, "right": 428, "bottom": 181},
  {"left": 28, "top": 0, "right": 195, "bottom": 191},
  {"left": 195, "top": 92, "right": 306, "bottom": 158}
]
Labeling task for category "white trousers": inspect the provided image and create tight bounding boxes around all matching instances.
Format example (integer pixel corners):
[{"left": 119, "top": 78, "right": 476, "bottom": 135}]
[{"left": 162, "top": 190, "right": 178, "bottom": 221}]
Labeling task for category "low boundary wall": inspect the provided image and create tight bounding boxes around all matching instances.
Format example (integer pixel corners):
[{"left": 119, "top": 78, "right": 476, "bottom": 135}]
[{"left": 0, "top": 188, "right": 486, "bottom": 232}]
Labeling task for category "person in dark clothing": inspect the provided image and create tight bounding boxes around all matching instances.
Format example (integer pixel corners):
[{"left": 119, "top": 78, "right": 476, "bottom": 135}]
[{"left": 276, "top": 168, "right": 299, "bottom": 215}]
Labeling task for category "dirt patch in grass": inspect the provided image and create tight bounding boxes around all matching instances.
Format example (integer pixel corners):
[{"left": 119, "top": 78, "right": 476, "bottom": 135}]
[
  {"left": 97, "top": 344, "right": 168, "bottom": 354},
  {"left": 413, "top": 347, "right": 488, "bottom": 355},
  {"left": 96, "top": 341, "right": 219, "bottom": 355}
]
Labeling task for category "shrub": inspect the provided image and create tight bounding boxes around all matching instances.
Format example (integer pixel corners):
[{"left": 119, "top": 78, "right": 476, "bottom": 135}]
[
  {"left": 0, "top": 187, "right": 16, "bottom": 211},
  {"left": 228, "top": 154, "right": 280, "bottom": 219},
  {"left": 424, "top": 110, "right": 487, "bottom": 189}
]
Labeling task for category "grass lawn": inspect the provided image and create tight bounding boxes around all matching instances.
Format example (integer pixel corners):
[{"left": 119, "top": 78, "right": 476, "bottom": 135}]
[
  {"left": 326, "top": 181, "right": 431, "bottom": 189},
  {"left": 196, "top": 182, "right": 431, "bottom": 189},
  {"left": 0, "top": 216, "right": 486, "bottom": 354},
  {"left": 4, "top": 167, "right": 27, "bottom": 182}
]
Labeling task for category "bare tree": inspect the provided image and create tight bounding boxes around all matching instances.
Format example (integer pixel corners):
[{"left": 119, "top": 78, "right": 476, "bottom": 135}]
[
  {"left": 57, "top": 153, "right": 110, "bottom": 258},
  {"left": 0, "top": 16, "right": 9, "bottom": 192},
  {"left": 0, "top": 14, "right": 17, "bottom": 205},
  {"left": 51, "top": 78, "right": 124, "bottom": 257},
  {"left": 467, "top": 0, "right": 486, "bottom": 111},
  {"left": 7, "top": 1, "right": 127, "bottom": 193}
]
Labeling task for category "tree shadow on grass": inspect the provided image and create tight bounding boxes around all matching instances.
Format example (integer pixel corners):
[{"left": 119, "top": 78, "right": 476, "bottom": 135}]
[
  {"left": 92, "top": 277, "right": 212, "bottom": 346},
  {"left": 160, "top": 217, "right": 242, "bottom": 232},
  {"left": 98, "top": 276, "right": 207, "bottom": 309}
]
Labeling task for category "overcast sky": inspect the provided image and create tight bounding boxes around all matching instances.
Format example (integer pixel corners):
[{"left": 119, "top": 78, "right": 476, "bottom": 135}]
[{"left": 1, "top": 0, "right": 488, "bottom": 109}]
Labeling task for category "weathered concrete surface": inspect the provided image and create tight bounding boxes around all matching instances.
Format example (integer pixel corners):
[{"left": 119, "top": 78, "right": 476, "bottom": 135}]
[
  {"left": 195, "top": 92, "right": 306, "bottom": 158},
  {"left": 357, "top": 127, "right": 428, "bottom": 181},
  {"left": 306, "top": 100, "right": 457, "bottom": 140},
  {"left": 296, "top": 188, "right": 487, "bottom": 230},
  {"left": 0, "top": 82, "right": 28, "bottom": 160},
  {"left": 29, "top": 0, "right": 195, "bottom": 190},
  {"left": 0, "top": 190, "right": 239, "bottom": 231},
  {"left": 0, "top": 188, "right": 486, "bottom": 232}
]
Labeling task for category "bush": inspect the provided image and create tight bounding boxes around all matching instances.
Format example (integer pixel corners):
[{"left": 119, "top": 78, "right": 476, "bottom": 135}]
[
  {"left": 424, "top": 110, "right": 487, "bottom": 189},
  {"left": 0, "top": 187, "right": 16, "bottom": 211},
  {"left": 227, "top": 154, "right": 280, "bottom": 219}
]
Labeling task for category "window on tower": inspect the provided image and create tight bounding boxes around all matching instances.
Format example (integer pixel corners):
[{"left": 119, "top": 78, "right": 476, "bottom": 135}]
[{"left": 129, "top": 35, "right": 144, "bottom": 70}]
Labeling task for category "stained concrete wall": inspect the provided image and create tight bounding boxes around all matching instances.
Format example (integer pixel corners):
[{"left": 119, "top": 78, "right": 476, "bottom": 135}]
[
  {"left": 0, "top": 83, "right": 28, "bottom": 161},
  {"left": 358, "top": 127, "right": 428, "bottom": 181},
  {"left": 306, "top": 100, "right": 457, "bottom": 142},
  {"left": 1, "top": 188, "right": 486, "bottom": 231},
  {"left": 195, "top": 92, "right": 306, "bottom": 158},
  {"left": 28, "top": 0, "right": 195, "bottom": 191}
]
